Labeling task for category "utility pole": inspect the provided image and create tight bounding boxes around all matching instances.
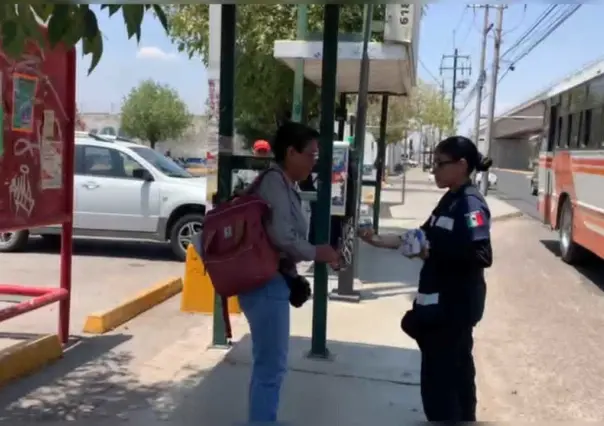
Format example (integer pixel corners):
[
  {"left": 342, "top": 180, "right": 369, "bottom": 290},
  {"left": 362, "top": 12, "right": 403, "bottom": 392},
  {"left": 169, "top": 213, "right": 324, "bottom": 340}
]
[
  {"left": 480, "top": 5, "right": 505, "bottom": 196},
  {"left": 472, "top": 5, "right": 491, "bottom": 145},
  {"left": 440, "top": 49, "right": 471, "bottom": 129}
]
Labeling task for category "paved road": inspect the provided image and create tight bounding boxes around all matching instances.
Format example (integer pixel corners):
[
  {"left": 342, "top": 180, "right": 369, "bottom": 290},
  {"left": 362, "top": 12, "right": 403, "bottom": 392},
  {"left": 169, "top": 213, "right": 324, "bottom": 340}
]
[
  {"left": 476, "top": 218, "right": 604, "bottom": 421},
  {"left": 490, "top": 169, "right": 539, "bottom": 219}
]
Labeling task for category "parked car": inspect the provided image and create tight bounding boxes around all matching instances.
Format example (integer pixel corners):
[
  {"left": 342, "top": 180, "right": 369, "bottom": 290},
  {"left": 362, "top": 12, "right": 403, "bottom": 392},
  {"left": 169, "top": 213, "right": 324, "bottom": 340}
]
[
  {"left": 474, "top": 171, "right": 498, "bottom": 188},
  {"left": 0, "top": 133, "right": 210, "bottom": 260}
]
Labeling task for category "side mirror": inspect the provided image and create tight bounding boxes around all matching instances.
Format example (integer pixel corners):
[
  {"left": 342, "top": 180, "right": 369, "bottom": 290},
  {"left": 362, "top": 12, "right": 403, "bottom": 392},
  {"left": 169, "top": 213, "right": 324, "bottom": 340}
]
[{"left": 133, "top": 168, "right": 154, "bottom": 182}]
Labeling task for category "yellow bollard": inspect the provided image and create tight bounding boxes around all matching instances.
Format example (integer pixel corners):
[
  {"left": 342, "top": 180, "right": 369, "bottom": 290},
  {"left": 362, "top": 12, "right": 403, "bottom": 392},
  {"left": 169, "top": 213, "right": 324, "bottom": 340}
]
[{"left": 181, "top": 244, "right": 241, "bottom": 314}]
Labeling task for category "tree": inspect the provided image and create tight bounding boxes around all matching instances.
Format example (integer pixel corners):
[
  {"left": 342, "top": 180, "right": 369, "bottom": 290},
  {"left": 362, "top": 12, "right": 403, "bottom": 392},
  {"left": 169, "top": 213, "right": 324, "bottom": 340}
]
[
  {"left": 361, "top": 81, "right": 455, "bottom": 145},
  {"left": 0, "top": 5, "right": 168, "bottom": 74},
  {"left": 167, "top": 5, "right": 377, "bottom": 142},
  {"left": 120, "top": 80, "right": 192, "bottom": 149}
]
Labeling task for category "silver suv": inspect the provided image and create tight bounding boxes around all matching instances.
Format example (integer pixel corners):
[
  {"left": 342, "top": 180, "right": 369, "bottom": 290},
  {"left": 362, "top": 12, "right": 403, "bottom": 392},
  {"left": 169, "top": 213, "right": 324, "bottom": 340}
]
[{"left": 0, "top": 133, "right": 210, "bottom": 260}]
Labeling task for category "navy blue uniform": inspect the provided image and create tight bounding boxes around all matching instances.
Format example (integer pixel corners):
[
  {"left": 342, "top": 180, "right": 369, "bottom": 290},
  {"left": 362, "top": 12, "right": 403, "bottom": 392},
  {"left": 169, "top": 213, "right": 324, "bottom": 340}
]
[{"left": 404, "top": 182, "right": 493, "bottom": 422}]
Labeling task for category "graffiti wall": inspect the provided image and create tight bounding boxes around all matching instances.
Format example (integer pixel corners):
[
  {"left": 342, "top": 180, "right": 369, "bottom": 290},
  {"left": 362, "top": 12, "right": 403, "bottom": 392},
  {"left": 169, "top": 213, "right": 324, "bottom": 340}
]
[{"left": 0, "top": 34, "right": 76, "bottom": 232}]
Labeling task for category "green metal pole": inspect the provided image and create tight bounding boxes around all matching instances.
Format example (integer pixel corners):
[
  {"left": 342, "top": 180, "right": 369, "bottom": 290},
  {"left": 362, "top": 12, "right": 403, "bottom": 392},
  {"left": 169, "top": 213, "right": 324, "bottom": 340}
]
[
  {"left": 211, "top": 4, "right": 236, "bottom": 348},
  {"left": 292, "top": 5, "right": 308, "bottom": 123},
  {"left": 335, "top": 4, "right": 372, "bottom": 298},
  {"left": 373, "top": 95, "right": 388, "bottom": 233},
  {"left": 309, "top": 4, "right": 339, "bottom": 359}
]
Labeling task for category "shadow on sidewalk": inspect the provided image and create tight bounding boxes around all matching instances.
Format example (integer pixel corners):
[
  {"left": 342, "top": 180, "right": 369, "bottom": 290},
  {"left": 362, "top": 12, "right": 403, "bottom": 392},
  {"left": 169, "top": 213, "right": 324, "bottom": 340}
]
[
  {"left": 0, "top": 333, "right": 133, "bottom": 421},
  {"left": 0, "top": 333, "right": 424, "bottom": 424}
]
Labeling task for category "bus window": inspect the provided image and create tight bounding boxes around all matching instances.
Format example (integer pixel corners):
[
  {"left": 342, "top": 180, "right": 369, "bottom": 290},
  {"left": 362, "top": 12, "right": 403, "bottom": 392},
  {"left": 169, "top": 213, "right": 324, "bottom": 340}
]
[
  {"left": 547, "top": 105, "right": 557, "bottom": 151},
  {"left": 568, "top": 113, "right": 579, "bottom": 148},
  {"left": 555, "top": 116, "right": 563, "bottom": 147},
  {"left": 581, "top": 109, "right": 591, "bottom": 148},
  {"left": 558, "top": 116, "right": 569, "bottom": 148}
]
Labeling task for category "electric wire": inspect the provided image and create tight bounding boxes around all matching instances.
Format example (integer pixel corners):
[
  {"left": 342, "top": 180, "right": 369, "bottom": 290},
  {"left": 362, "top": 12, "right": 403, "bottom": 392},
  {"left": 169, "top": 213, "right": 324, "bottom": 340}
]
[{"left": 458, "top": 4, "right": 580, "bottom": 126}]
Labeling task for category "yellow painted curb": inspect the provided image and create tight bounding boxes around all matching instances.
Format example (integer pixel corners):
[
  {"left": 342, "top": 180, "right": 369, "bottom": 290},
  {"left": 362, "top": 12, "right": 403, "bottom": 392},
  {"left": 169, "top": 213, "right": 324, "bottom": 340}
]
[
  {"left": 83, "top": 277, "right": 183, "bottom": 334},
  {"left": 0, "top": 334, "right": 62, "bottom": 387},
  {"left": 362, "top": 193, "right": 375, "bottom": 203}
]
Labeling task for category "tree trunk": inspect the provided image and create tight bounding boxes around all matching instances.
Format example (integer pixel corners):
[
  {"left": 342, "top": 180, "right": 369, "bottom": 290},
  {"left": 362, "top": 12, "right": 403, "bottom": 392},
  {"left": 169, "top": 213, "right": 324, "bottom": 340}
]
[{"left": 149, "top": 140, "right": 156, "bottom": 150}]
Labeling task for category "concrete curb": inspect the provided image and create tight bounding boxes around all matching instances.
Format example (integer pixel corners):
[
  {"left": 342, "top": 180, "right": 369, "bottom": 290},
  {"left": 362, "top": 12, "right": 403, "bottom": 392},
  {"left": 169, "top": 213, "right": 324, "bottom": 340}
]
[
  {"left": 83, "top": 277, "right": 183, "bottom": 334},
  {"left": 0, "top": 334, "right": 62, "bottom": 387},
  {"left": 493, "top": 167, "right": 532, "bottom": 176},
  {"left": 491, "top": 211, "right": 525, "bottom": 223}
]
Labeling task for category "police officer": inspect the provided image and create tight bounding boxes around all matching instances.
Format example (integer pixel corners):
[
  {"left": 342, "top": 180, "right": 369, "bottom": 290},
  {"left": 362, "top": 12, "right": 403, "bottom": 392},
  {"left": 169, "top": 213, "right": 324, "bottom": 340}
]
[{"left": 358, "top": 136, "right": 493, "bottom": 422}]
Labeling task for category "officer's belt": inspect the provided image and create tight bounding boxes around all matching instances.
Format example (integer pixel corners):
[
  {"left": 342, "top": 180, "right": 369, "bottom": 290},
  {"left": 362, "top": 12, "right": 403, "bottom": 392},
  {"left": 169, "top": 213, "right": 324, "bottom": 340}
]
[{"left": 415, "top": 292, "right": 439, "bottom": 306}]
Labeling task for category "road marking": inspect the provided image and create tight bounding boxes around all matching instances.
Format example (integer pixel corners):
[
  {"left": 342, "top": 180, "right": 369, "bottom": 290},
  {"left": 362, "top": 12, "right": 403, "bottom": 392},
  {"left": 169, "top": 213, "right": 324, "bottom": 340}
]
[{"left": 494, "top": 168, "right": 532, "bottom": 176}]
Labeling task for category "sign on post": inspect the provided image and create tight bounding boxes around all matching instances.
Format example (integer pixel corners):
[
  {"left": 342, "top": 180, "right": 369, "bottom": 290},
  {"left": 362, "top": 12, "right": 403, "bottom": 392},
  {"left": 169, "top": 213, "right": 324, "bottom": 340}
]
[
  {"left": 384, "top": 4, "right": 415, "bottom": 45},
  {"left": 0, "top": 33, "right": 75, "bottom": 232}
]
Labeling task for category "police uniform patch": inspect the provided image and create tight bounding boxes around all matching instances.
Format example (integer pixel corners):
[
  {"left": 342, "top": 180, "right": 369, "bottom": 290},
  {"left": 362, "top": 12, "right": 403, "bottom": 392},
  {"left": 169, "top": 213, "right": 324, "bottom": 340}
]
[{"left": 466, "top": 210, "right": 486, "bottom": 228}]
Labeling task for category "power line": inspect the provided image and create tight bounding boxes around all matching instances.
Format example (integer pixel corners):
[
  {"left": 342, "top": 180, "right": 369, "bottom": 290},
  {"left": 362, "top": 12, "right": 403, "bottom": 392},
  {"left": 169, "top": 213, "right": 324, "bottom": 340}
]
[
  {"left": 419, "top": 58, "right": 442, "bottom": 86},
  {"left": 458, "top": 4, "right": 580, "bottom": 124}
]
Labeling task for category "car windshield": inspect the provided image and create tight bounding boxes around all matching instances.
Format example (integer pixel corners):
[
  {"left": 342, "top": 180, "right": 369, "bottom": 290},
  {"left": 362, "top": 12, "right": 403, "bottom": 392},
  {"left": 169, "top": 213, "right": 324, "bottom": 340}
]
[{"left": 131, "top": 147, "right": 193, "bottom": 178}]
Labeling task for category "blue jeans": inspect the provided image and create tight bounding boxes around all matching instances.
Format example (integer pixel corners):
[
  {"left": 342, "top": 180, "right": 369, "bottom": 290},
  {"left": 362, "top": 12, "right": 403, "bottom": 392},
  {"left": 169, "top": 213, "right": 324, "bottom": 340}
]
[{"left": 238, "top": 274, "right": 290, "bottom": 423}]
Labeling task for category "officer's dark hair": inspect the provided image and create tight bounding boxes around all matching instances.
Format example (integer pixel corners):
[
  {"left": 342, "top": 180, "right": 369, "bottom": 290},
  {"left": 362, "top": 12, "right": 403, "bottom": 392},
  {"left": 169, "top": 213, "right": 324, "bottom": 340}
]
[
  {"left": 271, "top": 121, "right": 320, "bottom": 164},
  {"left": 436, "top": 136, "right": 493, "bottom": 174}
]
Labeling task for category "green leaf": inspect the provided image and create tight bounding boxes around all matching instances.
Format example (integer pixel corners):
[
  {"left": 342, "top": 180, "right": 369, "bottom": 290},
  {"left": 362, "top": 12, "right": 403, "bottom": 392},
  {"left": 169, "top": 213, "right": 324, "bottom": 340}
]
[
  {"left": 1, "top": 20, "right": 18, "bottom": 48},
  {"left": 153, "top": 5, "right": 169, "bottom": 34},
  {"left": 63, "top": 6, "right": 86, "bottom": 47},
  {"left": 83, "top": 32, "right": 103, "bottom": 75},
  {"left": 47, "top": 4, "right": 70, "bottom": 47},
  {"left": 30, "top": 4, "right": 54, "bottom": 23},
  {"left": 100, "top": 4, "right": 121, "bottom": 17},
  {"left": 122, "top": 5, "right": 144, "bottom": 42},
  {"left": 16, "top": 5, "right": 45, "bottom": 45},
  {"left": 83, "top": 8, "right": 99, "bottom": 40}
]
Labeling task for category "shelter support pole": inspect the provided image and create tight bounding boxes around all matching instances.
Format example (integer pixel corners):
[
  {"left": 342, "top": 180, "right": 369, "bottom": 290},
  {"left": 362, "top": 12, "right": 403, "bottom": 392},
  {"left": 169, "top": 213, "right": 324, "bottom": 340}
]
[
  {"left": 334, "top": 4, "right": 373, "bottom": 302},
  {"left": 211, "top": 4, "right": 236, "bottom": 348},
  {"left": 372, "top": 95, "right": 388, "bottom": 233},
  {"left": 59, "top": 48, "right": 77, "bottom": 345},
  {"left": 309, "top": 4, "right": 339, "bottom": 359}
]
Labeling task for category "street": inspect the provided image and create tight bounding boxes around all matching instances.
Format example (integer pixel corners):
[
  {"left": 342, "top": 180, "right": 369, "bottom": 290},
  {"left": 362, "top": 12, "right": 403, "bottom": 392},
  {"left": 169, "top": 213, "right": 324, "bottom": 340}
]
[
  {"left": 491, "top": 169, "right": 539, "bottom": 219},
  {"left": 476, "top": 218, "right": 604, "bottom": 421}
]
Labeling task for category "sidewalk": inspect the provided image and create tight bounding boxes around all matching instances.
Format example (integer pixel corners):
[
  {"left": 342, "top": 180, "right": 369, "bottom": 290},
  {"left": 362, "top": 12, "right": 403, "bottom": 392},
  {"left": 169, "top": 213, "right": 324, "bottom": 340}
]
[
  {"left": 364, "top": 169, "right": 522, "bottom": 230},
  {"left": 0, "top": 171, "right": 521, "bottom": 424}
]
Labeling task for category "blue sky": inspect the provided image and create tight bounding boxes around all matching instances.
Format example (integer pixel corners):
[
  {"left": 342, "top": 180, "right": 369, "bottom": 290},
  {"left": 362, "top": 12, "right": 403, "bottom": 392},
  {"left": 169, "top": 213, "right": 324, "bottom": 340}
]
[{"left": 77, "top": 4, "right": 604, "bottom": 134}]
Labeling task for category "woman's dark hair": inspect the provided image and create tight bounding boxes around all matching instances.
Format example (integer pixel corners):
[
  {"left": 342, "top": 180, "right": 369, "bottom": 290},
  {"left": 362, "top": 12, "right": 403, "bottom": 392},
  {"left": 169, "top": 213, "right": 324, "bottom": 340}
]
[
  {"left": 435, "top": 136, "right": 493, "bottom": 174},
  {"left": 271, "top": 121, "right": 320, "bottom": 164}
]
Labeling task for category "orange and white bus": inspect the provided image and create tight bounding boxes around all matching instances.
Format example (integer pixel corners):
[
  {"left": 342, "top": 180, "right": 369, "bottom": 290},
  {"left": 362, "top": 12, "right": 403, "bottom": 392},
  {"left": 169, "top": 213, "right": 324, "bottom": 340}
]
[{"left": 538, "top": 66, "right": 604, "bottom": 264}]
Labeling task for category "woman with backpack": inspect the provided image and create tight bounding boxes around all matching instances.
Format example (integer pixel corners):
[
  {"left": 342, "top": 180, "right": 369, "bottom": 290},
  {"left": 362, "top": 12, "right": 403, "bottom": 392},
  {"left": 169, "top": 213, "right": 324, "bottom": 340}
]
[{"left": 239, "top": 122, "right": 340, "bottom": 423}]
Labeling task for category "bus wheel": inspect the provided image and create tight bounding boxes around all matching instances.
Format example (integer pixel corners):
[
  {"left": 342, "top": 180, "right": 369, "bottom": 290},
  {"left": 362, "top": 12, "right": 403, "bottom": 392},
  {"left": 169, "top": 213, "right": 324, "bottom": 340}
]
[{"left": 559, "top": 199, "right": 584, "bottom": 264}]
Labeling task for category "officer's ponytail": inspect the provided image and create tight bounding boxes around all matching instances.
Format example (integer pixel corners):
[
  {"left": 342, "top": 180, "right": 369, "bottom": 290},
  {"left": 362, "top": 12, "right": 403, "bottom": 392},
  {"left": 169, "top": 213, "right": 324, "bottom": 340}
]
[
  {"left": 435, "top": 136, "right": 492, "bottom": 175},
  {"left": 475, "top": 153, "right": 493, "bottom": 172}
]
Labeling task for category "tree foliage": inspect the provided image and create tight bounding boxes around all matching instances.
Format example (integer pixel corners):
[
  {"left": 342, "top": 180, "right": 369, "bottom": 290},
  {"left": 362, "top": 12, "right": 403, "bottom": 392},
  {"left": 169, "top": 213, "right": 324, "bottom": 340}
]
[
  {"left": 0, "top": 5, "right": 168, "bottom": 74},
  {"left": 120, "top": 80, "right": 192, "bottom": 149},
  {"left": 362, "top": 81, "right": 455, "bottom": 144},
  {"left": 167, "top": 5, "right": 377, "bottom": 141}
]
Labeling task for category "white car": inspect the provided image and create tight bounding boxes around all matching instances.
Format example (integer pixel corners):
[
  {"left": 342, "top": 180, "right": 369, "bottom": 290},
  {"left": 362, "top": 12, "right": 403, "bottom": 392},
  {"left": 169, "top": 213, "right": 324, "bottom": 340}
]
[
  {"left": 0, "top": 133, "right": 210, "bottom": 260},
  {"left": 474, "top": 171, "right": 498, "bottom": 188}
]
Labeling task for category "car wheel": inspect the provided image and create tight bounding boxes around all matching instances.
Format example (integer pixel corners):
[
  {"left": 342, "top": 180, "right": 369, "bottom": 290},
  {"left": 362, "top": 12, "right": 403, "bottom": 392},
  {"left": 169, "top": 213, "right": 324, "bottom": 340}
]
[
  {"left": 169, "top": 213, "right": 204, "bottom": 261},
  {"left": 558, "top": 198, "right": 585, "bottom": 264},
  {"left": 0, "top": 230, "right": 29, "bottom": 252}
]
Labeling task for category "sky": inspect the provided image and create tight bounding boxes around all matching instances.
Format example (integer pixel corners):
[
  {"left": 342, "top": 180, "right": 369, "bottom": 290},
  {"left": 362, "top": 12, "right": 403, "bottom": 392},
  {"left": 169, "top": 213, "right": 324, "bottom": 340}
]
[{"left": 77, "top": 3, "right": 604, "bottom": 135}]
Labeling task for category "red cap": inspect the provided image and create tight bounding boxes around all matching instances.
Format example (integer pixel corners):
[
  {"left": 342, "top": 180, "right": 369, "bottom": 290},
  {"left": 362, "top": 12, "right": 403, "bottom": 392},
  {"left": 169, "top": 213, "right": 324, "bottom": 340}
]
[{"left": 253, "top": 139, "right": 271, "bottom": 153}]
